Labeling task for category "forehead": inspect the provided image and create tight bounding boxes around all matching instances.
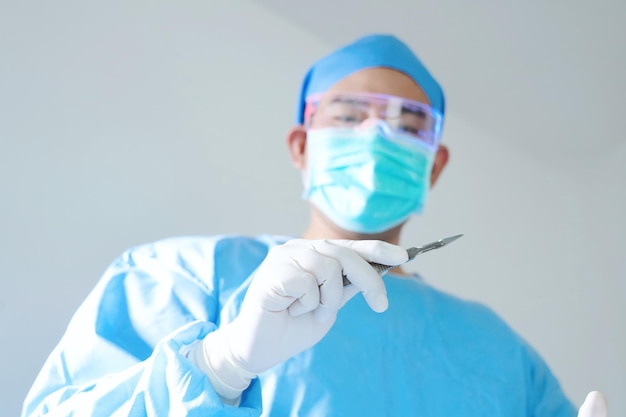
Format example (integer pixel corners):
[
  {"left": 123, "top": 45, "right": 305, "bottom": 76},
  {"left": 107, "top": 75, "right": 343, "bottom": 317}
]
[{"left": 324, "top": 67, "right": 431, "bottom": 106}]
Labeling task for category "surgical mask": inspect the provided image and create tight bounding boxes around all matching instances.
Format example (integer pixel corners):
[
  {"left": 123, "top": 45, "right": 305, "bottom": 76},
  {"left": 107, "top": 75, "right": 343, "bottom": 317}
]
[{"left": 303, "top": 124, "right": 435, "bottom": 234}]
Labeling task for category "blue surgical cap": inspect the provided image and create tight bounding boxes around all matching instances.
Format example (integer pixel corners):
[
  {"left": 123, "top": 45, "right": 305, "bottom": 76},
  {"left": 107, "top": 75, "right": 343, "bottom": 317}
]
[{"left": 296, "top": 34, "right": 445, "bottom": 124}]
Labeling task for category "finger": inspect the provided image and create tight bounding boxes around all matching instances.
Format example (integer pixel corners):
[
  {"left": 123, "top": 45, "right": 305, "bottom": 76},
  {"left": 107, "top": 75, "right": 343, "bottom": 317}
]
[
  {"left": 315, "top": 240, "right": 389, "bottom": 313},
  {"left": 340, "top": 283, "right": 361, "bottom": 308},
  {"left": 313, "top": 256, "right": 343, "bottom": 323},
  {"left": 256, "top": 259, "right": 318, "bottom": 313},
  {"left": 286, "top": 244, "right": 344, "bottom": 321},
  {"left": 578, "top": 391, "right": 608, "bottom": 417},
  {"left": 286, "top": 272, "right": 321, "bottom": 317},
  {"left": 329, "top": 239, "right": 408, "bottom": 267},
  {"left": 269, "top": 244, "right": 341, "bottom": 318}
]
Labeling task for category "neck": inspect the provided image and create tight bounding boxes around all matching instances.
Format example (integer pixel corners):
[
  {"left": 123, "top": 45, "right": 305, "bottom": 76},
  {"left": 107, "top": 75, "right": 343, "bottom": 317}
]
[{"left": 300, "top": 207, "right": 412, "bottom": 276}]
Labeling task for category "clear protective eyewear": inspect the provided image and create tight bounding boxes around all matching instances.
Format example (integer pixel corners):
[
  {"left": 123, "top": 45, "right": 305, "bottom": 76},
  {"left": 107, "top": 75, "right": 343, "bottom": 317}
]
[{"left": 304, "top": 92, "right": 443, "bottom": 148}]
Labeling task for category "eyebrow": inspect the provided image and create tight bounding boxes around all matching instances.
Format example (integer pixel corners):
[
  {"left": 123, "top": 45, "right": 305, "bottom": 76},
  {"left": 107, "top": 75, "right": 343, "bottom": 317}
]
[{"left": 328, "top": 97, "right": 368, "bottom": 106}]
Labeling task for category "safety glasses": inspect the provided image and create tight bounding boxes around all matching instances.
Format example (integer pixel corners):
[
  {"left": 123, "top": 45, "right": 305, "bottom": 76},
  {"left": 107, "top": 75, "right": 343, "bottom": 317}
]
[{"left": 304, "top": 92, "right": 443, "bottom": 148}]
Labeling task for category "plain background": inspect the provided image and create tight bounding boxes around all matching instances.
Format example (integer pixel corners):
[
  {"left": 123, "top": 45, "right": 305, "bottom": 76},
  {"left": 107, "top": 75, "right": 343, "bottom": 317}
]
[{"left": 1, "top": 1, "right": 624, "bottom": 416}]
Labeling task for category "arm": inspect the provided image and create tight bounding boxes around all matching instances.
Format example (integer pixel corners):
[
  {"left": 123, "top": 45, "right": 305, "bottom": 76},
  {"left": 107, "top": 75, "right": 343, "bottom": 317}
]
[
  {"left": 188, "top": 239, "right": 408, "bottom": 404},
  {"left": 523, "top": 341, "right": 577, "bottom": 417},
  {"left": 22, "top": 238, "right": 263, "bottom": 416},
  {"left": 23, "top": 236, "right": 407, "bottom": 416}
]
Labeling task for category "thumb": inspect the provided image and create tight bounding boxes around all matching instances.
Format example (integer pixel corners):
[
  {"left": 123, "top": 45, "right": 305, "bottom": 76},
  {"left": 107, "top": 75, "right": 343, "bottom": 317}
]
[{"left": 578, "top": 391, "right": 608, "bottom": 417}]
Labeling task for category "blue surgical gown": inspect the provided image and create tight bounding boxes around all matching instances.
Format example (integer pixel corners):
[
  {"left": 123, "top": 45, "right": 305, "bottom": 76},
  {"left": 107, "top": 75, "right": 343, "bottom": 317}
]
[{"left": 22, "top": 235, "right": 576, "bottom": 416}]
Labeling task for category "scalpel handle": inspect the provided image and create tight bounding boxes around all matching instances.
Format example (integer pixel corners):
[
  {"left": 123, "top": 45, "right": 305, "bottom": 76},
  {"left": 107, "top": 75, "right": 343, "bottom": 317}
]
[{"left": 342, "top": 255, "right": 406, "bottom": 287}]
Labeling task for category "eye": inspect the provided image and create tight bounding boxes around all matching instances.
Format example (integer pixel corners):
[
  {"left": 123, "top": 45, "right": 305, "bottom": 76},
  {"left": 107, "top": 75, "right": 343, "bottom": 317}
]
[
  {"left": 323, "top": 100, "right": 368, "bottom": 126},
  {"left": 333, "top": 115, "right": 361, "bottom": 123},
  {"left": 398, "top": 125, "right": 421, "bottom": 135}
]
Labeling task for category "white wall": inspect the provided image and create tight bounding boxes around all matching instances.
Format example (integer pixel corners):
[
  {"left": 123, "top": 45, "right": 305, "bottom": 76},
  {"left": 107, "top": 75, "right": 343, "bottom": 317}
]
[{"left": 0, "top": 1, "right": 623, "bottom": 416}]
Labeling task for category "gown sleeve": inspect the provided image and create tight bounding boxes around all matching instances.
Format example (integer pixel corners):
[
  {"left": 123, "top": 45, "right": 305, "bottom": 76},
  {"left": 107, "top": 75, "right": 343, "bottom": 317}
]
[
  {"left": 21, "top": 236, "right": 267, "bottom": 417},
  {"left": 523, "top": 340, "right": 578, "bottom": 417}
]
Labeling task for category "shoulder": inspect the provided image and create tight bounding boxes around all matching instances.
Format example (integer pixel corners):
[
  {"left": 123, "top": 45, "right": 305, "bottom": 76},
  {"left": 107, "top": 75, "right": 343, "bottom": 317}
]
[
  {"left": 402, "top": 279, "right": 573, "bottom": 400},
  {"left": 386, "top": 275, "right": 536, "bottom": 359},
  {"left": 112, "top": 234, "right": 289, "bottom": 282},
  {"left": 127, "top": 234, "right": 284, "bottom": 256},
  {"left": 122, "top": 234, "right": 288, "bottom": 264},
  {"left": 426, "top": 284, "right": 515, "bottom": 335},
  {"left": 390, "top": 276, "right": 516, "bottom": 335}
]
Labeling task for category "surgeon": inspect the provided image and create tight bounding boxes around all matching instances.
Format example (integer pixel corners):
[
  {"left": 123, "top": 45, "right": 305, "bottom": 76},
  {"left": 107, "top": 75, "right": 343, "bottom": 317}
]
[{"left": 22, "top": 35, "right": 607, "bottom": 416}]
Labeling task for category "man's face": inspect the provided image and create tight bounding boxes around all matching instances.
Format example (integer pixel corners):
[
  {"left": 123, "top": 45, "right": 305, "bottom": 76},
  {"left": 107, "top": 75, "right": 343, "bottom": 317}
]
[{"left": 287, "top": 66, "right": 448, "bottom": 189}]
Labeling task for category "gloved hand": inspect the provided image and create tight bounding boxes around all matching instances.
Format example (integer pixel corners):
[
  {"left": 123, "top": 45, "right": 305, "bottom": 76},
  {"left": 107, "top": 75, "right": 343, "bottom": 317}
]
[
  {"left": 578, "top": 391, "right": 608, "bottom": 417},
  {"left": 193, "top": 239, "right": 408, "bottom": 401}
]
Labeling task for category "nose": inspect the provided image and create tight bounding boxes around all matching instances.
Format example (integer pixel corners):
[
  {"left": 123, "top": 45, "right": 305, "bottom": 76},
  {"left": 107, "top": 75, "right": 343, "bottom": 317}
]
[
  {"left": 367, "top": 105, "right": 385, "bottom": 120},
  {"left": 357, "top": 103, "right": 388, "bottom": 128},
  {"left": 355, "top": 118, "right": 394, "bottom": 136}
]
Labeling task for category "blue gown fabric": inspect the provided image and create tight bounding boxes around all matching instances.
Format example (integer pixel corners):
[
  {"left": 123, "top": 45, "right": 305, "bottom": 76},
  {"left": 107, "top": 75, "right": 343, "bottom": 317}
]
[{"left": 22, "top": 235, "right": 576, "bottom": 416}]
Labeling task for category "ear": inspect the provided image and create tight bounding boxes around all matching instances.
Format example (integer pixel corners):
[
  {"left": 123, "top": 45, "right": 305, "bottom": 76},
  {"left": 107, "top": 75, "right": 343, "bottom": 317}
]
[
  {"left": 287, "top": 126, "right": 308, "bottom": 169},
  {"left": 430, "top": 144, "right": 449, "bottom": 187}
]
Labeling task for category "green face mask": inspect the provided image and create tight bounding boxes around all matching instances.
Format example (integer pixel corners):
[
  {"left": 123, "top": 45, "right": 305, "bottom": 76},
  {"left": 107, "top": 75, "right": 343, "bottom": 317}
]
[{"left": 303, "top": 126, "right": 435, "bottom": 234}]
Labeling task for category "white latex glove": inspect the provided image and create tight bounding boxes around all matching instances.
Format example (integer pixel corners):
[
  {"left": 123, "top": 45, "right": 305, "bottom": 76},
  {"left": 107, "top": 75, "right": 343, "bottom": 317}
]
[
  {"left": 578, "top": 391, "right": 608, "bottom": 417},
  {"left": 193, "top": 239, "right": 408, "bottom": 401}
]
